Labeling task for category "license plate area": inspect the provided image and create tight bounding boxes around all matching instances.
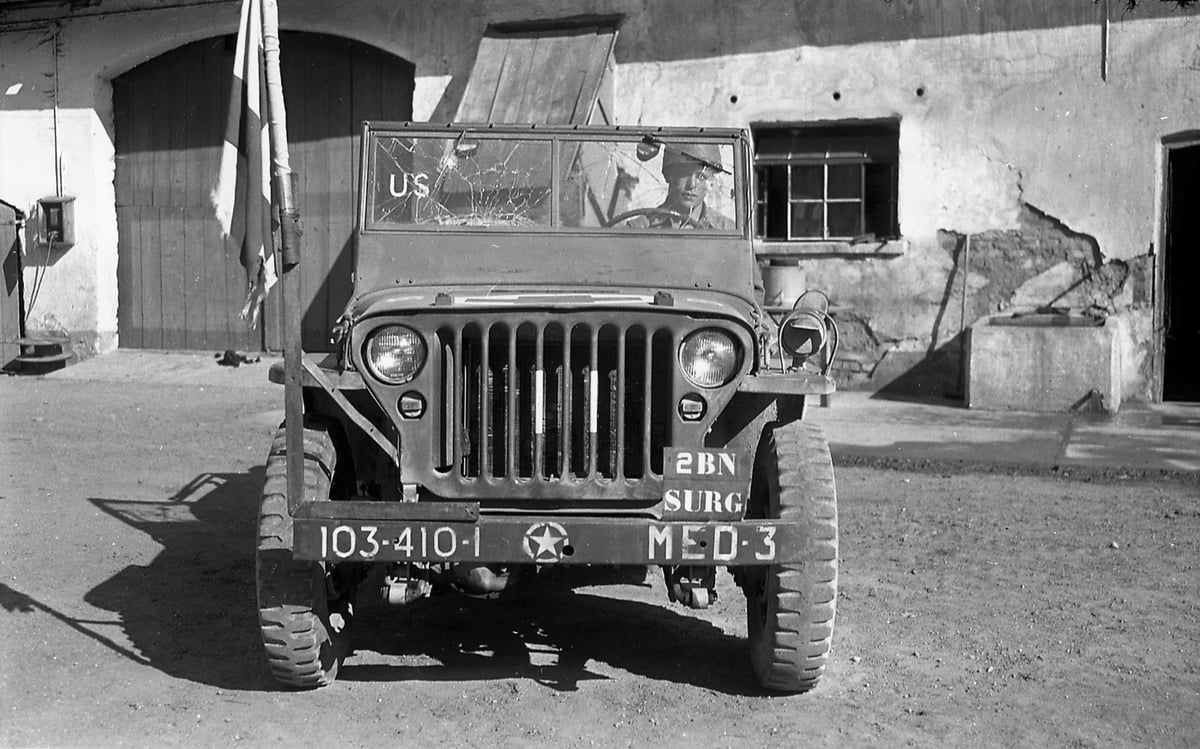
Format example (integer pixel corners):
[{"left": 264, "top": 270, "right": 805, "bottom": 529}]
[{"left": 293, "top": 517, "right": 797, "bottom": 564}]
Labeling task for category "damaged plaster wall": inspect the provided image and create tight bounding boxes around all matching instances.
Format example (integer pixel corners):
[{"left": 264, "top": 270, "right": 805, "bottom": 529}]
[{"left": 615, "top": 8, "right": 1198, "bottom": 400}]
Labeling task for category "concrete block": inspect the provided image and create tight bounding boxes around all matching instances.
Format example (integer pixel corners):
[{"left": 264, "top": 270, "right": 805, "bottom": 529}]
[{"left": 967, "top": 315, "right": 1121, "bottom": 412}]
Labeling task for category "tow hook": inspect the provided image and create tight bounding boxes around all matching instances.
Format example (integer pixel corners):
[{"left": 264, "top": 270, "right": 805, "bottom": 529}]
[
  {"left": 326, "top": 564, "right": 362, "bottom": 631},
  {"left": 664, "top": 565, "right": 717, "bottom": 609},
  {"left": 328, "top": 599, "right": 354, "bottom": 633}
]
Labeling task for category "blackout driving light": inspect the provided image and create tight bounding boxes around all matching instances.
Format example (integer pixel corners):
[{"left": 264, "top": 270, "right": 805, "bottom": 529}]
[
  {"left": 778, "top": 309, "right": 828, "bottom": 360},
  {"left": 774, "top": 289, "right": 838, "bottom": 373},
  {"left": 678, "top": 329, "right": 740, "bottom": 388},
  {"left": 365, "top": 325, "right": 426, "bottom": 384}
]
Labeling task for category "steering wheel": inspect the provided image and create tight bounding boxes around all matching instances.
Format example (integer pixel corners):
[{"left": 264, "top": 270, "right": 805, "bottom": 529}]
[{"left": 604, "top": 207, "right": 700, "bottom": 229}]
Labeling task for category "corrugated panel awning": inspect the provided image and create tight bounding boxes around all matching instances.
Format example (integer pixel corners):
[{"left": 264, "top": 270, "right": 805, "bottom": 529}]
[{"left": 456, "top": 20, "right": 618, "bottom": 125}]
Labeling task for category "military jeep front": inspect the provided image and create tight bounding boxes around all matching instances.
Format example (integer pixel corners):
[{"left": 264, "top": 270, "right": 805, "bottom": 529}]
[{"left": 256, "top": 122, "right": 839, "bottom": 693}]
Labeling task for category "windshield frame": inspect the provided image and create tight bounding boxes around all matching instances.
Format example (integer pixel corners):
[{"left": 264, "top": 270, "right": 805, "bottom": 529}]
[{"left": 357, "top": 122, "right": 750, "bottom": 238}]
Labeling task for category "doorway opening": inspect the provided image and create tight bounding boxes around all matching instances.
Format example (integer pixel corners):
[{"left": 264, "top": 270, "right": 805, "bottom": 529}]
[{"left": 1163, "top": 142, "right": 1200, "bottom": 401}]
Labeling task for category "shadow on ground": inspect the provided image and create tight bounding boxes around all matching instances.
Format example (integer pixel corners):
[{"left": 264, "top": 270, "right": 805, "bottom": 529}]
[
  {"left": 85, "top": 469, "right": 268, "bottom": 691},
  {"left": 345, "top": 572, "right": 762, "bottom": 695},
  {"left": 79, "top": 470, "right": 766, "bottom": 695}
]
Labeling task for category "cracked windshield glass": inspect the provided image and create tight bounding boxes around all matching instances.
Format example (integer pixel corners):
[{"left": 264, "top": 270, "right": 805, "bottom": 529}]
[{"left": 365, "top": 133, "right": 737, "bottom": 233}]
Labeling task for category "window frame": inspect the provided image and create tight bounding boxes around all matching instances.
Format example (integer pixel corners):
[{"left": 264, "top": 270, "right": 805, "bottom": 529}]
[{"left": 752, "top": 121, "right": 905, "bottom": 257}]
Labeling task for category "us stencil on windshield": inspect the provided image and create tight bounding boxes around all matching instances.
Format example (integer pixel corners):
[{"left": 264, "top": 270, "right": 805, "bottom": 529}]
[{"left": 367, "top": 135, "right": 554, "bottom": 228}]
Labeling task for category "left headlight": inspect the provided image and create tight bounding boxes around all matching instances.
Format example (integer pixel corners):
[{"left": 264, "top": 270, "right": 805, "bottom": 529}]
[
  {"left": 364, "top": 325, "right": 426, "bottom": 384},
  {"left": 679, "top": 328, "right": 741, "bottom": 388}
]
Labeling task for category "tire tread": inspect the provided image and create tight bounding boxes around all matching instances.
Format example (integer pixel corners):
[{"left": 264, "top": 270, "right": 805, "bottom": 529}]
[
  {"left": 747, "top": 420, "right": 839, "bottom": 693},
  {"left": 255, "top": 421, "right": 346, "bottom": 689}
]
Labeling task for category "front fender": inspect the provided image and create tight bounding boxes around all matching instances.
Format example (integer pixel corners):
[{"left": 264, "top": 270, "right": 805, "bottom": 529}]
[{"left": 737, "top": 371, "right": 835, "bottom": 396}]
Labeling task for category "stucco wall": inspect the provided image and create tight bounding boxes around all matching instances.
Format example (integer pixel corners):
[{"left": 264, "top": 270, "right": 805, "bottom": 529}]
[
  {"left": 0, "top": 28, "right": 118, "bottom": 353},
  {"left": 0, "top": 0, "right": 1196, "bottom": 400},
  {"left": 614, "top": 11, "right": 1199, "bottom": 399}
]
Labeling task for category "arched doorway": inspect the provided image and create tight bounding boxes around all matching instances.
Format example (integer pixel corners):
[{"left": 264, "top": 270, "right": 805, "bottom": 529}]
[{"left": 114, "top": 32, "right": 414, "bottom": 352}]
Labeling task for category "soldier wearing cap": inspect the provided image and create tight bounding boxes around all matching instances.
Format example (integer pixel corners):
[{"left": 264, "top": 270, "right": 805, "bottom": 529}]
[{"left": 627, "top": 143, "right": 735, "bottom": 231}]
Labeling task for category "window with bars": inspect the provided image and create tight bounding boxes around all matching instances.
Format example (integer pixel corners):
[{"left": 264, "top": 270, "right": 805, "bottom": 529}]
[{"left": 753, "top": 122, "right": 899, "bottom": 243}]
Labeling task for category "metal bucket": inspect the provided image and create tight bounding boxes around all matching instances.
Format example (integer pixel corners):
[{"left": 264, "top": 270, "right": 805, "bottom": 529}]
[{"left": 762, "top": 263, "right": 807, "bottom": 309}]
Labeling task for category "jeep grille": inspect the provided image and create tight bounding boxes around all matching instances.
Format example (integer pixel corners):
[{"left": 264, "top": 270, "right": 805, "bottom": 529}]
[{"left": 434, "top": 318, "right": 678, "bottom": 489}]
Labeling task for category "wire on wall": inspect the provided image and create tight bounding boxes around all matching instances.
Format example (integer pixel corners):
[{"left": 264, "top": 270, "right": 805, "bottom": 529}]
[{"left": 52, "top": 21, "right": 61, "bottom": 196}]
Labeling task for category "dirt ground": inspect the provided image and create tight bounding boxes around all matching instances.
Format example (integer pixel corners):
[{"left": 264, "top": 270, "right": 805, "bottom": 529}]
[{"left": 1, "top": 373, "right": 1198, "bottom": 748}]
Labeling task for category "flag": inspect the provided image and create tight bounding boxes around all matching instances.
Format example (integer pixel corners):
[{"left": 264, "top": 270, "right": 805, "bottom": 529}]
[{"left": 211, "top": 0, "right": 277, "bottom": 327}]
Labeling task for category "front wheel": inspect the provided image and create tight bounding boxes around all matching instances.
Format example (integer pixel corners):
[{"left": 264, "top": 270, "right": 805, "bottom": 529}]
[
  {"left": 744, "top": 420, "right": 839, "bottom": 693},
  {"left": 255, "top": 421, "right": 354, "bottom": 688}
]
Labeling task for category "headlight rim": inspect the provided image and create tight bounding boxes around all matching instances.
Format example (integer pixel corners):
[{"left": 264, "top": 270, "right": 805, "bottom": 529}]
[
  {"left": 678, "top": 327, "right": 742, "bottom": 389},
  {"left": 363, "top": 324, "right": 427, "bottom": 385}
]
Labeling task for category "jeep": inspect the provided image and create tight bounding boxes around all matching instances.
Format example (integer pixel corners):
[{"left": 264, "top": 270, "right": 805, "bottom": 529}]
[{"left": 256, "top": 122, "right": 839, "bottom": 693}]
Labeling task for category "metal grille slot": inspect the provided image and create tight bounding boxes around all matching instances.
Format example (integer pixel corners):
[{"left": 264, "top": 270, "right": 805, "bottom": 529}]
[{"left": 436, "top": 318, "right": 674, "bottom": 483}]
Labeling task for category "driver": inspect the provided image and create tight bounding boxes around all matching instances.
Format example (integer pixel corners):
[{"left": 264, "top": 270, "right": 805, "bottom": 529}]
[{"left": 627, "top": 143, "right": 734, "bottom": 231}]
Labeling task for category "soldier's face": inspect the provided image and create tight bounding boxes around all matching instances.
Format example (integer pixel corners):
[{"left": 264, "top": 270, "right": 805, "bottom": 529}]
[{"left": 664, "top": 165, "right": 714, "bottom": 211}]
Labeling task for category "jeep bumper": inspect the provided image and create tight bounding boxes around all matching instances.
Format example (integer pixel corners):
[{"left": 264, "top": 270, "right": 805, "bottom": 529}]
[{"left": 293, "top": 501, "right": 810, "bottom": 565}]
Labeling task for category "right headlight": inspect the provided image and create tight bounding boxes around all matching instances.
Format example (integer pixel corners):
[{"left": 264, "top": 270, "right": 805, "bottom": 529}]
[
  {"left": 364, "top": 325, "right": 426, "bottom": 384},
  {"left": 679, "top": 328, "right": 741, "bottom": 388}
]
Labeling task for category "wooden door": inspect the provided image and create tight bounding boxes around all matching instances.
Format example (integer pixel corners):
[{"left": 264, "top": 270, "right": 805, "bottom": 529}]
[
  {"left": 457, "top": 20, "right": 617, "bottom": 125},
  {"left": 114, "top": 32, "right": 414, "bottom": 352}
]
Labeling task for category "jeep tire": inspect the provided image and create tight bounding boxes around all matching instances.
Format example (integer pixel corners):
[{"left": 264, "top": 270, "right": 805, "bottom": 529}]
[
  {"left": 255, "top": 421, "right": 352, "bottom": 688},
  {"left": 745, "top": 420, "right": 839, "bottom": 693}
]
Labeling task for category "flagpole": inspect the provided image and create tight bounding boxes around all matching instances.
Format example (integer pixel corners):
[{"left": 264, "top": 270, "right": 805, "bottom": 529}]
[
  {"left": 260, "top": 0, "right": 305, "bottom": 514},
  {"left": 260, "top": 0, "right": 301, "bottom": 269}
]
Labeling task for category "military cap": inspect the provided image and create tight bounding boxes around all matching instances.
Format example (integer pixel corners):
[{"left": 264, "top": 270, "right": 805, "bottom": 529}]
[{"left": 660, "top": 142, "right": 723, "bottom": 174}]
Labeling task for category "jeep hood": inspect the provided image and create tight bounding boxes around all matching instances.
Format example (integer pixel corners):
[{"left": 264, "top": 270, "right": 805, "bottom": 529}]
[{"left": 345, "top": 278, "right": 760, "bottom": 329}]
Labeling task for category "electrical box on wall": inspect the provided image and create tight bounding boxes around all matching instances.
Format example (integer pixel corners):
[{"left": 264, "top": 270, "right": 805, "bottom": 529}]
[{"left": 38, "top": 195, "right": 75, "bottom": 248}]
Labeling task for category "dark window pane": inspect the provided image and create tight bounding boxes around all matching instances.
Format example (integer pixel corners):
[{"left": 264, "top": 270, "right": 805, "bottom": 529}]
[
  {"left": 827, "top": 164, "right": 862, "bottom": 199},
  {"left": 790, "top": 165, "right": 822, "bottom": 199},
  {"left": 827, "top": 202, "right": 862, "bottom": 238},
  {"left": 864, "top": 163, "right": 897, "bottom": 238},
  {"left": 755, "top": 166, "right": 768, "bottom": 201},
  {"left": 790, "top": 202, "right": 823, "bottom": 238},
  {"left": 759, "top": 165, "right": 790, "bottom": 240},
  {"left": 765, "top": 164, "right": 789, "bottom": 195},
  {"left": 764, "top": 204, "right": 788, "bottom": 239}
]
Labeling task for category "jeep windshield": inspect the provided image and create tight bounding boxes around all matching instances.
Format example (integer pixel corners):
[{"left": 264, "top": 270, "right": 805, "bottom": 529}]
[{"left": 362, "top": 127, "right": 744, "bottom": 235}]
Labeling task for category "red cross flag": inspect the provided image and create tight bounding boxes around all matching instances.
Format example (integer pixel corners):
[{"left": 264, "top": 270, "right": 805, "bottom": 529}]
[{"left": 211, "top": 0, "right": 277, "bottom": 327}]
